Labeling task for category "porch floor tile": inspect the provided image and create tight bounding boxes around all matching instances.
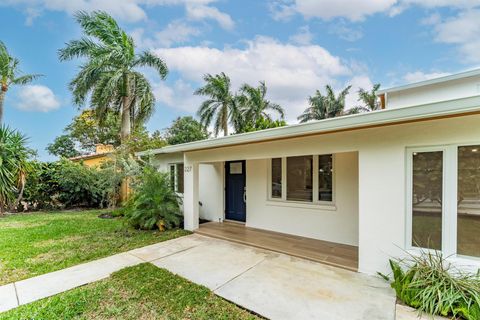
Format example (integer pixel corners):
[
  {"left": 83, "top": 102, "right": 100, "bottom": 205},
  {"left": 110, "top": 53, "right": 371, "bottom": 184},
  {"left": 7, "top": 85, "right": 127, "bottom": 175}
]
[{"left": 196, "top": 221, "right": 359, "bottom": 271}]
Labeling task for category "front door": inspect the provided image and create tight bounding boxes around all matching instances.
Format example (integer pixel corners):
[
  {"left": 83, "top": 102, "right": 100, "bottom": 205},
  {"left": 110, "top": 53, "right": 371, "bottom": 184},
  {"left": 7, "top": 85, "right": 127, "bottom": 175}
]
[{"left": 225, "top": 160, "right": 246, "bottom": 222}]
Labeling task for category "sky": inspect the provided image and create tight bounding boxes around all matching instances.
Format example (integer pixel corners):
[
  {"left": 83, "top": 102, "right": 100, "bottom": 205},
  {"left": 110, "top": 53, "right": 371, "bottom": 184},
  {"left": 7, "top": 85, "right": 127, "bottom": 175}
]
[{"left": 1, "top": 0, "right": 480, "bottom": 161}]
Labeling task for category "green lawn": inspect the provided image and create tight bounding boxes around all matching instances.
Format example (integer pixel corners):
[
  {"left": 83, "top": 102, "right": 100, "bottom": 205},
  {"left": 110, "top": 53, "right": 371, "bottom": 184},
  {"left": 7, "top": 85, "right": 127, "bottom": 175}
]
[
  {"left": 0, "top": 263, "right": 260, "bottom": 320},
  {"left": 0, "top": 210, "right": 190, "bottom": 285}
]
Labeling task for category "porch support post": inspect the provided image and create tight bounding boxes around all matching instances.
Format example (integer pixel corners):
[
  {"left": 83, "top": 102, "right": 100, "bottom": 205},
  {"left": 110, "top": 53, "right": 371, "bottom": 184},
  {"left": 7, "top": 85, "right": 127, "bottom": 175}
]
[{"left": 183, "top": 160, "right": 199, "bottom": 231}]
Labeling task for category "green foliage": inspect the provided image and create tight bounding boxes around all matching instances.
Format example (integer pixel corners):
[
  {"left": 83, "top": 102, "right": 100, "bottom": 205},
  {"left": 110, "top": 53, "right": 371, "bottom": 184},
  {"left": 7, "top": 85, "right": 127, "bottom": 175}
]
[
  {"left": 234, "top": 81, "right": 285, "bottom": 133},
  {"left": 239, "top": 117, "right": 287, "bottom": 133},
  {"left": 46, "top": 134, "right": 81, "bottom": 158},
  {"left": 164, "top": 116, "right": 209, "bottom": 145},
  {"left": 298, "top": 85, "right": 353, "bottom": 123},
  {"left": 59, "top": 11, "right": 168, "bottom": 141},
  {"left": 123, "top": 166, "right": 182, "bottom": 230},
  {"left": 123, "top": 128, "right": 167, "bottom": 153},
  {"left": 0, "top": 126, "right": 35, "bottom": 212},
  {"left": 384, "top": 251, "right": 480, "bottom": 320},
  {"left": 195, "top": 72, "right": 235, "bottom": 136},
  {"left": 24, "top": 159, "right": 121, "bottom": 209}
]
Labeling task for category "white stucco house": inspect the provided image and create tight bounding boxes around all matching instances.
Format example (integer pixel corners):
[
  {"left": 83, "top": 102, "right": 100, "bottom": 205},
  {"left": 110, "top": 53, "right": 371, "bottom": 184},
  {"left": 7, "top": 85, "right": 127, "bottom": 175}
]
[{"left": 138, "top": 69, "right": 480, "bottom": 275}]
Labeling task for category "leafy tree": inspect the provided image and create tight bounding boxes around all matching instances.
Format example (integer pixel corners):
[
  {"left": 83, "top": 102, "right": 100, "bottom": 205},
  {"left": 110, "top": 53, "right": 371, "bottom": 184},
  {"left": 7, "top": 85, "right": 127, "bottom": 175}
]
[
  {"left": 298, "top": 85, "right": 353, "bottom": 123},
  {"left": 357, "top": 83, "right": 381, "bottom": 111},
  {"left": 234, "top": 81, "right": 285, "bottom": 133},
  {"left": 0, "top": 41, "right": 42, "bottom": 123},
  {"left": 240, "top": 118, "right": 287, "bottom": 133},
  {"left": 164, "top": 116, "right": 209, "bottom": 145},
  {"left": 58, "top": 11, "right": 168, "bottom": 142},
  {"left": 66, "top": 109, "right": 121, "bottom": 151},
  {"left": 123, "top": 128, "right": 166, "bottom": 153},
  {"left": 195, "top": 72, "right": 235, "bottom": 137},
  {"left": 0, "top": 126, "right": 35, "bottom": 213},
  {"left": 47, "top": 135, "right": 80, "bottom": 158}
]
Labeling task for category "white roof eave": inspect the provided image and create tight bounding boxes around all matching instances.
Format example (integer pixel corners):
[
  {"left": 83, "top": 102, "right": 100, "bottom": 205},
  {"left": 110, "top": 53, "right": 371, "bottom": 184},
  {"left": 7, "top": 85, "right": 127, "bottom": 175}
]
[{"left": 136, "top": 95, "right": 480, "bottom": 156}]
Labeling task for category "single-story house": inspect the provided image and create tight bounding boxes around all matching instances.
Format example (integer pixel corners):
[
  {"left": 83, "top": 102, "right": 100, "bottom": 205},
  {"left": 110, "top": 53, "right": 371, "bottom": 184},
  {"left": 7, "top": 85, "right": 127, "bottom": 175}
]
[{"left": 138, "top": 69, "right": 480, "bottom": 275}]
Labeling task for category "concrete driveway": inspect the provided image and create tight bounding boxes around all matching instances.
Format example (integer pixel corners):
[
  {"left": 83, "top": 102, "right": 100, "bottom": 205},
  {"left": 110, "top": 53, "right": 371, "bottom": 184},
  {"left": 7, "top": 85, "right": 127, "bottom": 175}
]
[{"left": 144, "top": 234, "right": 396, "bottom": 320}]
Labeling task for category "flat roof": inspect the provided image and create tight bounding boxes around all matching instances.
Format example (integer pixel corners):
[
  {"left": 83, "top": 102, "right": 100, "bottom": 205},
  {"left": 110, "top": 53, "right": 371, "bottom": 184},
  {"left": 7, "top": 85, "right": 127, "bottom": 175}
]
[
  {"left": 136, "top": 95, "right": 480, "bottom": 156},
  {"left": 377, "top": 68, "right": 480, "bottom": 95}
]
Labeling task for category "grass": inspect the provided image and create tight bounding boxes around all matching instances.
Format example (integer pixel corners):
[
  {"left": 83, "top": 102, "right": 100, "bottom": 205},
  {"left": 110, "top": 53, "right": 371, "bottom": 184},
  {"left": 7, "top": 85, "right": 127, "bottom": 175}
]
[
  {"left": 0, "top": 263, "right": 260, "bottom": 320},
  {"left": 0, "top": 210, "right": 190, "bottom": 285}
]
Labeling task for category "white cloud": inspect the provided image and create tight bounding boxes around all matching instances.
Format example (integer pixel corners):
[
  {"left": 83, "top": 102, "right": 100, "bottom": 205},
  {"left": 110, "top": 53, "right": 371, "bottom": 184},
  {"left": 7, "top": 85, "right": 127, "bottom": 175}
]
[
  {"left": 185, "top": 3, "right": 234, "bottom": 30},
  {"left": 432, "top": 9, "right": 480, "bottom": 63},
  {"left": 132, "top": 21, "right": 200, "bottom": 48},
  {"left": 17, "top": 85, "right": 61, "bottom": 112},
  {"left": 403, "top": 71, "right": 450, "bottom": 83},
  {"left": 3, "top": 0, "right": 233, "bottom": 28},
  {"left": 153, "top": 80, "right": 202, "bottom": 113},
  {"left": 328, "top": 21, "right": 363, "bottom": 42},
  {"left": 344, "top": 75, "right": 374, "bottom": 110},
  {"left": 289, "top": 26, "right": 313, "bottom": 45},
  {"left": 152, "top": 36, "right": 371, "bottom": 122}
]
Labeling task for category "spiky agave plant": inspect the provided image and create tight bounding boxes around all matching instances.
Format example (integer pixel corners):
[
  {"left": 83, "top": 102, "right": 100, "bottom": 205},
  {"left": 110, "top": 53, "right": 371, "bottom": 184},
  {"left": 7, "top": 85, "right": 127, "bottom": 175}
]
[{"left": 0, "top": 126, "right": 34, "bottom": 213}]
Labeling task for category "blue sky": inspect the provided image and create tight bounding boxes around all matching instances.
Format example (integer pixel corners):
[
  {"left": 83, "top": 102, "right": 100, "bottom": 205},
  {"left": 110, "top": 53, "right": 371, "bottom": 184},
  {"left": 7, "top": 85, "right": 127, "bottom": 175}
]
[{"left": 1, "top": 0, "right": 479, "bottom": 160}]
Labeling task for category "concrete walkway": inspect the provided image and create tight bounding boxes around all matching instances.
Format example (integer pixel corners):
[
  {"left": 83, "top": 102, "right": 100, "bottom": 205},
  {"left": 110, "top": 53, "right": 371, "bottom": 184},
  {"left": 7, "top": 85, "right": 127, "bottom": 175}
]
[{"left": 0, "top": 234, "right": 402, "bottom": 319}]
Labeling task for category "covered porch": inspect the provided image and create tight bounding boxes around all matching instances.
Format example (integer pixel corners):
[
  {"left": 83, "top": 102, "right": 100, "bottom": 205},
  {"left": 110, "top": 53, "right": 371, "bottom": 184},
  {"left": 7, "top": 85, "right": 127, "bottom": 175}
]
[{"left": 196, "top": 221, "right": 359, "bottom": 271}]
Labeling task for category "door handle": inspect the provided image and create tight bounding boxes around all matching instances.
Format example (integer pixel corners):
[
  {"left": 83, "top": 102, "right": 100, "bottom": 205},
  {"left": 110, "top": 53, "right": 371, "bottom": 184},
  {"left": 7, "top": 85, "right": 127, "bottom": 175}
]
[{"left": 243, "top": 187, "right": 246, "bottom": 203}]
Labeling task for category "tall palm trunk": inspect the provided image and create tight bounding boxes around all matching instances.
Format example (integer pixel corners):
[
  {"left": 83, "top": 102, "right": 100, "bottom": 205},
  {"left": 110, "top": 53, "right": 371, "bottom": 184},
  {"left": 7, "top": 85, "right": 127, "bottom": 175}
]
[
  {"left": 222, "top": 103, "right": 228, "bottom": 136},
  {"left": 120, "top": 73, "right": 131, "bottom": 142},
  {"left": 0, "top": 87, "right": 7, "bottom": 124},
  {"left": 121, "top": 95, "right": 131, "bottom": 142}
]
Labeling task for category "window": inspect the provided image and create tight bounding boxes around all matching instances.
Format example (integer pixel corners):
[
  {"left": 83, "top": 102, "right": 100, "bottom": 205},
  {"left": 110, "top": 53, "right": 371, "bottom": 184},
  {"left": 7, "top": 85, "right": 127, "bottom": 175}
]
[
  {"left": 319, "top": 154, "right": 333, "bottom": 202},
  {"left": 287, "top": 156, "right": 313, "bottom": 202},
  {"left": 457, "top": 145, "right": 480, "bottom": 258},
  {"left": 411, "top": 151, "right": 443, "bottom": 250},
  {"left": 169, "top": 163, "right": 184, "bottom": 194},
  {"left": 408, "top": 144, "right": 480, "bottom": 260},
  {"left": 271, "top": 158, "right": 282, "bottom": 198},
  {"left": 269, "top": 154, "right": 334, "bottom": 204}
]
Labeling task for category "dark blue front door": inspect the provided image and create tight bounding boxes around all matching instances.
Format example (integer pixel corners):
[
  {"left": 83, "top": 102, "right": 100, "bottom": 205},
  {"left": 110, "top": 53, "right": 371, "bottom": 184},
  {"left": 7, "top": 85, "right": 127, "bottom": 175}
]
[{"left": 225, "top": 161, "right": 246, "bottom": 222}]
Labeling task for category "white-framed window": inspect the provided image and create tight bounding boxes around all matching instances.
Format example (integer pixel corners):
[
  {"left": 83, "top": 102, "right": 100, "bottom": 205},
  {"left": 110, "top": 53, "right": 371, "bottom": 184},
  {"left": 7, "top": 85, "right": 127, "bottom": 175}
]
[
  {"left": 407, "top": 144, "right": 480, "bottom": 259},
  {"left": 268, "top": 154, "right": 334, "bottom": 205},
  {"left": 169, "top": 163, "right": 184, "bottom": 194}
]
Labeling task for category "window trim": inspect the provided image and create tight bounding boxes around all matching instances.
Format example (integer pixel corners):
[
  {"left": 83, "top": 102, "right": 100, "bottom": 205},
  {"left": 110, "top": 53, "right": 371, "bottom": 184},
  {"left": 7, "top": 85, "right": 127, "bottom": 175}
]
[
  {"left": 169, "top": 162, "right": 184, "bottom": 195},
  {"left": 406, "top": 142, "right": 480, "bottom": 260},
  {"left": 267, "top": 154, "right": 335, "bottom": 206}
]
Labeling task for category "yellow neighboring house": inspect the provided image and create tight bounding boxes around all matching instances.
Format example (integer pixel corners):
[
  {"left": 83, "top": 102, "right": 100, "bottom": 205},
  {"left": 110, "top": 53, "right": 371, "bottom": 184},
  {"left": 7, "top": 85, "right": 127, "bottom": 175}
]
[
  {"left": 70, "top": 144, "right": 130, "bottom": 202},
  {"left": 69, "top": 144, "right": 114, "bottom": 167}
]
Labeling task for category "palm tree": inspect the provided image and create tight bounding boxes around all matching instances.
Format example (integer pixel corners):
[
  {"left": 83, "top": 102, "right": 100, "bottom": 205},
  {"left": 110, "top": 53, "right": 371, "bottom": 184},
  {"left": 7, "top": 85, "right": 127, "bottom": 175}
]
[
  {"left": 357, "top": 83, "right": 381, "bottom": 111},
  {"left": 0, "top": 126, "right": 34, "bottom": 214},
  {"left": 58, "top": 11, "right": 168, "bottom": 142},
  {"left": 195, "top": 72, "right": 235, "bottom": 136},
  {"left": 0, "top": 41, "right": 42, "bottom": 123},
  {"left": 298, "top": 85, "right": 352, "bottom": 123},
  {"left": 236, "top": 81, "right": 285, "bottom": 131}
]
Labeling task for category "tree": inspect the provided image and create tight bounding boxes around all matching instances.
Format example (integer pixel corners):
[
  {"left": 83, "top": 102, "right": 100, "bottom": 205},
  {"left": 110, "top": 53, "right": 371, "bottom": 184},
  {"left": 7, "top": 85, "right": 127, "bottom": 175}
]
[
  {"left": 357, "top": 83, "right": 381, "bottom": 111},
  {"left": 164, "top": 116, "right": 209, "bottom": 145},
  {"left": 195, "top": 72, "right": 235, "bottom": 137},
  {"left": 0, "top": 41, "right": 42, "bottom": 123},
  {"left": 298, "top": 85, "right": 352, "bottom": 123},
  {"left": 58, "top": 11, "right": 168, "bottom": 142},
  {"left": 235, "top": 81, "right": 285, "bottom": 133},
  {"left": 66, "top": 109, "right": 121, "bottom": 152},
  {"left": 47, "top": 135, "right": 80, "bottom": 158},
  {"left": 241, "top": 118, "right": 287, "bottom": 133},
  {"left": 0, "top": 126, "right": 35, "bottom": 213}
]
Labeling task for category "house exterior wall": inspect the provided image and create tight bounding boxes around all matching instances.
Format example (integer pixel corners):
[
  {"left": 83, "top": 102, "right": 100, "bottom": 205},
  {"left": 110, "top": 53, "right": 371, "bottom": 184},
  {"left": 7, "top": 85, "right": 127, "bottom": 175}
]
[
  {"left": 386, "top": 76, "right": 480, "bottom": 109},
  {"left": 245, "top": 153, "right": 358, "bottom": 246},
  {"left": 181, "top": 114, "right": 480, "bottom": 275}
]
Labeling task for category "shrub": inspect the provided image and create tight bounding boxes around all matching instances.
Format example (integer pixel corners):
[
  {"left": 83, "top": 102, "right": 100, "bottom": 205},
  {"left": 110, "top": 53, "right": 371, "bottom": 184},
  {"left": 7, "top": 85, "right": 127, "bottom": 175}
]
[
  {"left": 24, "top": 159, "right": 120, "bottom": 210},
  {"left": 123, "top": 166, "right": 182, "bottom": 230},
  {"left": 382, "top": 250, "right": 480, "bottom": 320}
]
